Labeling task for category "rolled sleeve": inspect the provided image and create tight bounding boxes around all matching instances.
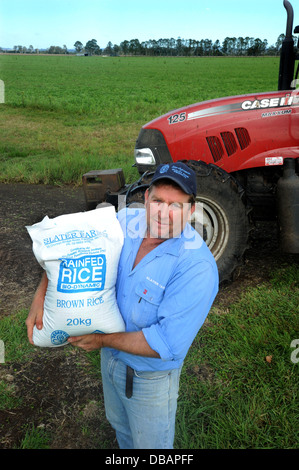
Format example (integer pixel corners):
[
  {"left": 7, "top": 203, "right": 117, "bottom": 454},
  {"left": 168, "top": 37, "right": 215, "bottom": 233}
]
[{"left": 143, "top": 259, "right": 218, "bottom": 362}]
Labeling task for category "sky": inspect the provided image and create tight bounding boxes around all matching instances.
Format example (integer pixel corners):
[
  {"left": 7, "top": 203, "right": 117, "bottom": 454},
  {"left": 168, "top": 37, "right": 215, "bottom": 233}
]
[{"left": 0, "top": 0, "right": 293, "bottom": 50}]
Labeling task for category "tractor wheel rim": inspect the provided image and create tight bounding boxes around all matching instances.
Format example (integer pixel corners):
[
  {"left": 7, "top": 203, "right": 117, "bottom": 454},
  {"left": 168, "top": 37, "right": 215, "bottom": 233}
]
[{"left": 191, "top": 197, "right": 230, "bottom": 261}]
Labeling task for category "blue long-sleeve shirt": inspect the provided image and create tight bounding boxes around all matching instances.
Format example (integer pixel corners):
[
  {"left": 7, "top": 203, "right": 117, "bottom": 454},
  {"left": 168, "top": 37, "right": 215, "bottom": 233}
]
[{"left": 107, "top": 207, "right": 218, "bottom": 371}]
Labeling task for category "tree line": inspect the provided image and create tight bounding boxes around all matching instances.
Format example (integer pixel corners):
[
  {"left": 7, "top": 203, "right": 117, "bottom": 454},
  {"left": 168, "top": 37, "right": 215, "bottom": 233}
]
[{"left": 5, "top": 34, "right": 288, "bottom": 57}]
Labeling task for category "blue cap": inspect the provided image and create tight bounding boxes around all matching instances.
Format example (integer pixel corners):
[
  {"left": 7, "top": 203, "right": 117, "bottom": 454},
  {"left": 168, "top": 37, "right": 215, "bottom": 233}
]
[{"left": 151, "top": 162, "right": 197, "bottom": 197}]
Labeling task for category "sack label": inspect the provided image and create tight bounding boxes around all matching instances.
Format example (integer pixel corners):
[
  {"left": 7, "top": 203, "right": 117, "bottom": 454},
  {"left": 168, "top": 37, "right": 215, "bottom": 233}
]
[
  {"left": 44, "top": 229, "right": 107, "bottom": 246},
  {"left": 57, "top": 254, "right": 106, "bottom": 293}
]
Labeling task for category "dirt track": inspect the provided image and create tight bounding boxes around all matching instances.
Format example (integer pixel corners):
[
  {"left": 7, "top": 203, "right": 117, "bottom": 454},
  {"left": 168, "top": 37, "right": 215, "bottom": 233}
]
[{"left": 0, "top": 183, "right": 86, "bottom": 316}]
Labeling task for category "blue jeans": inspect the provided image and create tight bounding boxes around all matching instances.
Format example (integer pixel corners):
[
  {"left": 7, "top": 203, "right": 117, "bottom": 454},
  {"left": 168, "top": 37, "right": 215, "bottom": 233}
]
[{"left": 101, "top": 348, "right": 182, "bottom": 449}]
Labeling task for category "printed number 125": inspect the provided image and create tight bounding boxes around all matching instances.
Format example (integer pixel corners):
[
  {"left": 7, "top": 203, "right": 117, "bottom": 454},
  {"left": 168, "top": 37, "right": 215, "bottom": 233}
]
[{"left": 168, "top": 112, "right": 186, "bottom": 125}]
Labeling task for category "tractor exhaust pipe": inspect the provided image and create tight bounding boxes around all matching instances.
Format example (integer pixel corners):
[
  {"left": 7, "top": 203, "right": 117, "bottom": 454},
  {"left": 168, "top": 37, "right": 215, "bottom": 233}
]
[
  {"left": 284, "top": 0, "right": 294, "bottom": 37},
  {"left": 278, "top": 0, "right": 295, "bottom": 90}
]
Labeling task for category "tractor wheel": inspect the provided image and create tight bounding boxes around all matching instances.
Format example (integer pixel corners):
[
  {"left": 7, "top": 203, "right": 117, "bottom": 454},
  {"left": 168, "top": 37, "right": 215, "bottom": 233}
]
[{"left": 186, "top": 161, "right": 251, "bottom": 282}]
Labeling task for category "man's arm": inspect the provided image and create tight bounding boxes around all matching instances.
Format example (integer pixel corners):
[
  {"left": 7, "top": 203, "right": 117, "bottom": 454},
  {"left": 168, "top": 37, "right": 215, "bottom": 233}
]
[
  {"left": 67, "top": 330, "right": 160, "bottom": 357},
  {"left": 25, "top": 272, "right": 159, "bottom": 358},
  {"left": 25, "top": 272, "right": 48, "bottom": 344}
]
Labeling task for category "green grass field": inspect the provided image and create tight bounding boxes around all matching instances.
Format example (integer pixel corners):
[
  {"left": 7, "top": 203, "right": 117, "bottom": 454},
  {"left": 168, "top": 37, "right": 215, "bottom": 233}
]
[{"left": 0, "top": 54, "right": 280, "bottom": 185}]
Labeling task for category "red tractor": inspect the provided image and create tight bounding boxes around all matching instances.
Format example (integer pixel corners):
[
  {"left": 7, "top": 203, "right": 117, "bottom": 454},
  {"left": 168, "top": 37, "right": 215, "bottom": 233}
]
[{"left": 83, "top": 0, "right": 299, "bottom": 282}]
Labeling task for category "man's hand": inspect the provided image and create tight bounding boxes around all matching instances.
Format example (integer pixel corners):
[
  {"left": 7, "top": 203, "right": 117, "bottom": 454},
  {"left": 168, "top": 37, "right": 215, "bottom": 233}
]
[
  {"left": 25, "top": 304, "right": 43, "bottom": 345},
  {"left": 25, "top": 272, "right": 48, "bottom": 344},
  {"left": 67, "top": 334, "right": 104, "bottom": 352},
  {"left": 68, "top": 330, "right": 160, "bottom": 358}
]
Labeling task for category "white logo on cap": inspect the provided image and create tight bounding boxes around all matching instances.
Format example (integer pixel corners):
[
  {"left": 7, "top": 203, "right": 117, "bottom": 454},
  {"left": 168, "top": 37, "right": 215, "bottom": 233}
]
[
  {"left": 160, "top": 164, "right": 169, "bottom": 174},
  {"left": 172, "top": 166, "right": 190, "bottom": 179}
]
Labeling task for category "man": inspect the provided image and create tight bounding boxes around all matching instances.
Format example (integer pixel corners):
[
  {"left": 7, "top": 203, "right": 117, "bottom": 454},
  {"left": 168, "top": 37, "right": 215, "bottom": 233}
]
[{"left": 26, "top": 162, "right": 219, "bottom": 449}]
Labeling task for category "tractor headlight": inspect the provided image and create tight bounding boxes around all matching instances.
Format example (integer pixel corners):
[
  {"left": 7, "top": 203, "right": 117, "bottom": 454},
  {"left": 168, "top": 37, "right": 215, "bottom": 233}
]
[{"left": 134, "top": 148, "right": 156, "bottom": 165}]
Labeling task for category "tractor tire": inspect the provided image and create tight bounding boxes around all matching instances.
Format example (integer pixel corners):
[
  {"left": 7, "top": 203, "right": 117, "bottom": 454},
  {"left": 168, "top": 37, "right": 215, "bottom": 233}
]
[{"left": 186, "top": 160, "right": 251, "bottom": 282}]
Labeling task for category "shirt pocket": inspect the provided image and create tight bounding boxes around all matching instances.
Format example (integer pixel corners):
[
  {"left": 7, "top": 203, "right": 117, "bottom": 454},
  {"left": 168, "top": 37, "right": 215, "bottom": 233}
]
[{"left": 131, "top": 282, "right": 164, "bottom": 328}]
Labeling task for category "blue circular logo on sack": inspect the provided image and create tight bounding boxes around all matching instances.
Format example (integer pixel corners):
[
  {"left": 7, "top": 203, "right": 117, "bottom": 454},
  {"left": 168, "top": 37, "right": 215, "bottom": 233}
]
[{"left": 51, "top": 330, "right": 69, "bottom": 345}]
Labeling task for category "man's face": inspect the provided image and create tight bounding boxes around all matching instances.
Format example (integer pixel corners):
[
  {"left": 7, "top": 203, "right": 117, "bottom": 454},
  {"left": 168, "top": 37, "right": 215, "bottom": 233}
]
[{"left": 144, "top": 183, "right": 195, "bottom": 239}]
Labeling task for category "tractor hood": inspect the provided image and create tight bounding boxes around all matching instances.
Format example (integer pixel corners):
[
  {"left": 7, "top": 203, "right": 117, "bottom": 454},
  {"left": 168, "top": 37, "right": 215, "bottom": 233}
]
[{"left": 134, "top": 90, "right": 299, "bottom": 174}]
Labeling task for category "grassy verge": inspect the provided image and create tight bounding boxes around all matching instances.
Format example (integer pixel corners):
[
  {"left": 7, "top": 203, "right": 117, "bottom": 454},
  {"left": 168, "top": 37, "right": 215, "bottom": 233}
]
[
  {"left": 175, "top": 264, "right": 299, "bottom": 449},
  {"left": 0, "top": 264, "right": 298, "bottom": 448}
]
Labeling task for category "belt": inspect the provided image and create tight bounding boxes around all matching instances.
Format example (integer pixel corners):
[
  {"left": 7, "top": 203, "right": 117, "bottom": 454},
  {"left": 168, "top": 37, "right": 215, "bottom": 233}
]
[{"left": 126, "top": 365, "right": 134, "bottom": 399}]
